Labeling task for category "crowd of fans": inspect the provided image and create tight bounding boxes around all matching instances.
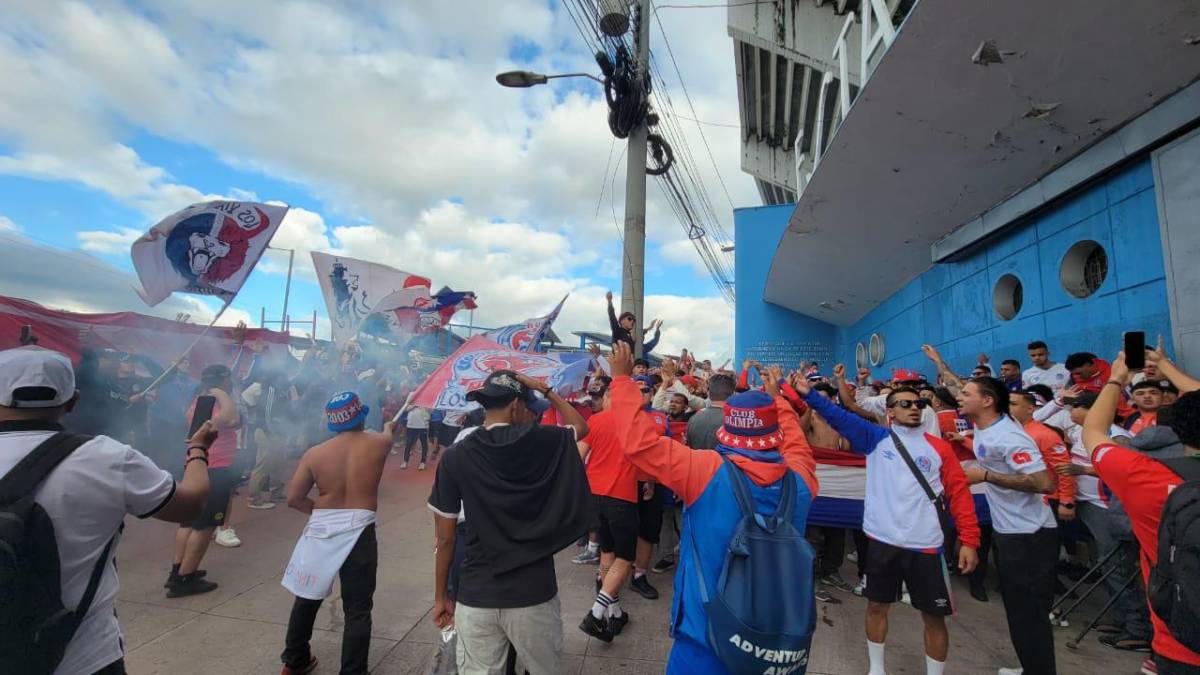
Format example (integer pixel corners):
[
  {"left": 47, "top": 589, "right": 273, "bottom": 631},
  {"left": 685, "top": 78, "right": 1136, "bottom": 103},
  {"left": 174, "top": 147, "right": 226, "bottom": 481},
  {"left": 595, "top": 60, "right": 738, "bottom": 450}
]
[{"left": 4, "top": 298, "right": 1200, "bottom": 675}]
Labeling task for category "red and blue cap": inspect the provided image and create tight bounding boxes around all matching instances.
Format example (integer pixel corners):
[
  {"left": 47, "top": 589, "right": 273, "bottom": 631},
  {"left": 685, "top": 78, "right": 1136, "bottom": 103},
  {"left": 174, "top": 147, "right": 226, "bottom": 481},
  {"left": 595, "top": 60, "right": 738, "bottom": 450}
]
[
  {"left": 716, "top": 390, "right": 783, "bottom": 450},
  {"left": 892, "top": 368, "right": 923, "bottom": 383},
  {"left": 326, "top": 391, "right": 369, "bottom": 432}
]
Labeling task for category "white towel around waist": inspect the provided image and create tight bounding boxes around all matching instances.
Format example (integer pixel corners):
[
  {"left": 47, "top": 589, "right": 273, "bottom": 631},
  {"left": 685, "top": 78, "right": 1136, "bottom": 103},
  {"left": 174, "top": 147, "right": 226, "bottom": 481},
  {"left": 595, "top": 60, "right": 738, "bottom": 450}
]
[{"left": 282, "top": 508, "right": 377, "bottom": 600}]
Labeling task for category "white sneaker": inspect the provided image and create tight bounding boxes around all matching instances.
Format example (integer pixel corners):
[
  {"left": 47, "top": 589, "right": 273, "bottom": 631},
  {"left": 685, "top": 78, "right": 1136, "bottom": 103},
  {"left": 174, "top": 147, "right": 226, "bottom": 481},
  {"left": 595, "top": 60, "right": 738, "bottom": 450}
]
[
  {"left": 214, "top": 527, "right": 241, "bottom": 548},
  {"left": 847, "top": 551, "right": 858, "bottom": 564},
  {"left": 419, "top": 462, "right": 427, "bottom": 471},
  {"left": 998, "top": 668, "right": 1024, "bottom": 675},
  {"left": 900, "top": 583, "right": 911, "bottom": 605},
  {"left": 853, "top": 575, "right": 866, "bottom": 597},
  {"left": 400, "top": 461, "right": 408, "bottom": 469}
]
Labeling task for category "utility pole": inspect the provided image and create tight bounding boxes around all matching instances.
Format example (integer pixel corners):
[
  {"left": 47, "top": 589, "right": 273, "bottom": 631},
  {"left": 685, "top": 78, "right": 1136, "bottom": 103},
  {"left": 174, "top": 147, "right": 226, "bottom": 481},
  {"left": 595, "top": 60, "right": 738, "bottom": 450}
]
[{"left": 621, "top": 0, "right": 651, "bottom": 358}]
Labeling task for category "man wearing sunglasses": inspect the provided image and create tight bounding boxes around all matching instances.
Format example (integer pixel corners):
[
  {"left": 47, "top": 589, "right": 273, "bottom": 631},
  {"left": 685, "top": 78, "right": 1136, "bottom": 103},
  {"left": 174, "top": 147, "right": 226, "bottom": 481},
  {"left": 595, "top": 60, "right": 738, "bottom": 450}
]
[{"left": 794, "top": 378, "right": 980, "bottom": 675}]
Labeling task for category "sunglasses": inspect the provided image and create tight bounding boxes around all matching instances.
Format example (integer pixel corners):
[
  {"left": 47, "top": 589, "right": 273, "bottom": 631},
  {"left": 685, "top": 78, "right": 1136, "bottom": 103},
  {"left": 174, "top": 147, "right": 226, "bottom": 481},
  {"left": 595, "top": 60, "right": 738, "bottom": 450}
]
[{"left": 890, "top": 399, "right": 930, "bottom": 410}]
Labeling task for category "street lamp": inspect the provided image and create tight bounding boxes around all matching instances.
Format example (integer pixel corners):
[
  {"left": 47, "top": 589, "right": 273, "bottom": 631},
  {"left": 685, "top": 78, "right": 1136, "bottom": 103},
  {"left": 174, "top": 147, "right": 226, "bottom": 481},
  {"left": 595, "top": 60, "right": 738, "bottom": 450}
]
[{"left": 495, "top": 70, "right": 603, "bottom": 88}]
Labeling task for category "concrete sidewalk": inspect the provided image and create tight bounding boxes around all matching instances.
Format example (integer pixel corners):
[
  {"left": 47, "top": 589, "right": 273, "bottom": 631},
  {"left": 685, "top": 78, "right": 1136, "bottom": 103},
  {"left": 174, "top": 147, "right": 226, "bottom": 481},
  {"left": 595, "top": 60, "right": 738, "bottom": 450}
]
[{"left": 116, "top": 455, "right": 1144, "bottom": 674}]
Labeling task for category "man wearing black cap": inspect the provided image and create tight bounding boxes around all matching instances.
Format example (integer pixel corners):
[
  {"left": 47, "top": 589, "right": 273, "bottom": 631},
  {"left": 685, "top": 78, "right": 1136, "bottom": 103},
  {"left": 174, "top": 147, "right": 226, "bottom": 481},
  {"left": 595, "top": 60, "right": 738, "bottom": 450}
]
[{"left": 428, "top": 370, "right": 592, "bottom": 674}]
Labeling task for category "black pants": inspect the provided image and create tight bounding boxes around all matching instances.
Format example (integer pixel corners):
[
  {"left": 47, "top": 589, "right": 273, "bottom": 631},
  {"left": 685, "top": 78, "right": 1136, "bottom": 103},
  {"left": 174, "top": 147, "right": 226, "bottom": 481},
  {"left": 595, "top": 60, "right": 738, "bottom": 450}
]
[
  {"left": 1156, "top": 654, "right": 1200, "bottom": 674},
  {"left": 994, "top": 527, "right": 1058, "bottom": 675},
  {"left": 94, "top": 659, "right": 126, "bottom": 675},
  {"left": 404, "top": 428, "right": 429, "bottom": 463},
  {"left": 851, "top": 529, "right": 869, "bottom": 578},
  {"left": 807, "top": 526, "right": 846, "bottom": 577},
  {"left": 282, "top": 525, "right": 378, "bottom": 675}
]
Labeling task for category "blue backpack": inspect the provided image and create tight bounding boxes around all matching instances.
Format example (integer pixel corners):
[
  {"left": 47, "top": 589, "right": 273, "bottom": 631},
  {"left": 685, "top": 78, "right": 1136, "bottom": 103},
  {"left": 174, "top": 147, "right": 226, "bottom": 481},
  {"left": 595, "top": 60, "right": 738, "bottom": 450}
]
[{"left": 688, "top": 456, "right": 816, "bottom": 674}]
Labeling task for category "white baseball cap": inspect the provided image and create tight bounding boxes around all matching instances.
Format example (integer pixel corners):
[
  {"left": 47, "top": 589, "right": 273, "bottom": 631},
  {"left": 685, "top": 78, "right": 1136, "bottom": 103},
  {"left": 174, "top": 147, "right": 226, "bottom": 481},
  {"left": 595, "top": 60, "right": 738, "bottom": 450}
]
[{"left": 0, "top": 346, "right": 77, "bottom": 408}]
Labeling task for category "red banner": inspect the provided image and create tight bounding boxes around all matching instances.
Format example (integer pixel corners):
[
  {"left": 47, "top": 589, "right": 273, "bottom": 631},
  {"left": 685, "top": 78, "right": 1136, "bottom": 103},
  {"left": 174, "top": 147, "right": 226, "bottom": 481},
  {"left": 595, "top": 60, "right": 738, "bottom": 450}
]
[{"left": 0, "top": 295, "right": 290, "bottom": 376}]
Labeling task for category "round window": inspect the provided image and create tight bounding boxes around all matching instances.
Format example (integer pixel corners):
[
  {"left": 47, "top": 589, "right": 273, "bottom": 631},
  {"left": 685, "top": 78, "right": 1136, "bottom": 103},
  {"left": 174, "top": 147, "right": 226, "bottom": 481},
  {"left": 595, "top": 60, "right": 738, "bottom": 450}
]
[
  {"left": 1060, "top": 240, "right": 1108, "bottom": 298},
  {"left": 993, "top": 273, "right": 1023, "bottom": 321},
  {"left": 855, "top": 342, "right": 868, "bottom": 369},
  {"left": 869, "top": 333, "right": 885, "bottom": 366}
]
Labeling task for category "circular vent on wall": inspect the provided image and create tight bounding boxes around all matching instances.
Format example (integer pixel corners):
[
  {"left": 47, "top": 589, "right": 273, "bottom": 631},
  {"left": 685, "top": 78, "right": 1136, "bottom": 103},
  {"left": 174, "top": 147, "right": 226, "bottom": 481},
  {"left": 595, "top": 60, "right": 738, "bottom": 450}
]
[
  {"left": 1060, "top": 240, "right": 1108, "bottom": 298},
  {"left": 855, "top": 342, "right": 868, "bottom": 369},
  {"left": 869, "top": 333, "right": 885, "bottom": 366},
  {"left": 993, "top": 273, "right": 1024, "bottom": 321}
]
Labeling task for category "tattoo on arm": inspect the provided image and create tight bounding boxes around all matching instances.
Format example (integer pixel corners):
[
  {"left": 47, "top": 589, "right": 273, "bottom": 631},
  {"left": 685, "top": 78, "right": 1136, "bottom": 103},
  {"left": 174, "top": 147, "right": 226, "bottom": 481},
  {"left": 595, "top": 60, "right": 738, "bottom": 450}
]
[{"left": 987, "top": 469, "right": 1055, "bottom": 494}]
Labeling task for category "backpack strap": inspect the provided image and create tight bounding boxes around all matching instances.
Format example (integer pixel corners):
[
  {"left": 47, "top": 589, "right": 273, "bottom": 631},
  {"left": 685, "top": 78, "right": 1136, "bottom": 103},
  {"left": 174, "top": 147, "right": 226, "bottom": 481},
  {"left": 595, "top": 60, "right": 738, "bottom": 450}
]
[
  {"left": 0, "top": 432, "right": 92, "bottom": 505},
  {"left": 70, "top": 524, "right": 121, "bottom": 632},
  {"left": 719, "top": 454, "right": 796, "bottom": 527},
  {"left": 890, "top": 430, "right": 940, "bottom": 504},
  {"left": 1158, "top": 456, "right": 1200, "bottom": 483}
]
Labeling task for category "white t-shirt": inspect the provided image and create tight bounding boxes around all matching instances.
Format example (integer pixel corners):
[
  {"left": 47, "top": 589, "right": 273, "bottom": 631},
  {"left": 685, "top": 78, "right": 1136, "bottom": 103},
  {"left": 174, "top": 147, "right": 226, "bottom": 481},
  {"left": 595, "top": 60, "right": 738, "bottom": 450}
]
[
  {"left": 1066, "top": 423, "right": 1132, "bottom": 506},
  {"left": 405, "top": 407, "right": 431, "bottom": 429},
  {"left": 1023, "top": 363, "right": 1072, "bottom": 394},
  {"left": 859, "top": 394, "right": 942, "bottom": 438},
  {"left": 971, "top": 415, "right": 1056, "bottom": 534},
  {"left": 443, "top": 410, "right": 467, "bottom": 428},
  {"left": 0, "top": 427, "right": 175, "bottom": 675}
]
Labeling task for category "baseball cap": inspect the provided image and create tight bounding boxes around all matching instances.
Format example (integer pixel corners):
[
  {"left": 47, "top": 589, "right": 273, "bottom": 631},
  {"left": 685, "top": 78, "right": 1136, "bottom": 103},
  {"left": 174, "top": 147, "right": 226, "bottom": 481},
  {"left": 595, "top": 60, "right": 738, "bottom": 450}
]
[
  {"left": 0, "top": 346, "right": 77, "bottom": 408},
  {"left": 466, "top": 369, "right": 551, "bottom": 415},
  {"left": 325, "top": 391, "right": 369, "bottom": 432},
  {"left": 892, "top": 368, "right": 922, "bottom": 383},
  {"left": 633, "top": 375, "right": 654, "bottom": 392}
]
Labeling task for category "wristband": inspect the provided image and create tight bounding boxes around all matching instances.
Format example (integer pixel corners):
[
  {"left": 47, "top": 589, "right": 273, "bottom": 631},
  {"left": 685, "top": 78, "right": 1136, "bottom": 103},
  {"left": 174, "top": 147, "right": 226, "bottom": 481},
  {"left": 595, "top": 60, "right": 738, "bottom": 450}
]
[
  {"left": 187, "top": 445, "right": 209, "bottom": 454},
  {"left": 983, "top": 470, "right": 990, "bottom": 484},
  {"left": 1105, "top": 380, "right": 1124, "bottom": 388},
  {"left": 185, "top": 456, "right": 208, "bottom": 467}
]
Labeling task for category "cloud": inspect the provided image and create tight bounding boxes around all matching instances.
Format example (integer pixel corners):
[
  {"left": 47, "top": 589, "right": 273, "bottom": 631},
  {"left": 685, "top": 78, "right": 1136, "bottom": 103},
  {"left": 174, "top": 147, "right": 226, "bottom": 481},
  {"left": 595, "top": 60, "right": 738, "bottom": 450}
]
[
  {"left": 76, "top": 226, "right": 143, "bottom": 254},
  {"left": 0, "top": 215, "right": 18, "bottom": 233},
  {"left": 0, "top": 1, "right": 758, "bottom": 357}
]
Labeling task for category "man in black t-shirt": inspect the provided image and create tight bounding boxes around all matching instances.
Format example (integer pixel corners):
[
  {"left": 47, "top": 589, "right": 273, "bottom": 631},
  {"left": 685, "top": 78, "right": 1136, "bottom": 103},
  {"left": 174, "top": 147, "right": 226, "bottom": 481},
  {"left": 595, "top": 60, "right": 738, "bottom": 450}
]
[{"left": 428, "top": 370, "right": 591, "bottom": 675}]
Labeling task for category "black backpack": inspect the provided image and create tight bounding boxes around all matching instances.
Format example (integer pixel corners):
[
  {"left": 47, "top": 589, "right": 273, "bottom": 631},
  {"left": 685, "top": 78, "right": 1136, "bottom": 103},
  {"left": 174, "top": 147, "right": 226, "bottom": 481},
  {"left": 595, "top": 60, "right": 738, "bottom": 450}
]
[
  {"left": 1148, "top": 456, "right": 1200, "bottom": 652},
  {"left": 0, "top": 431, "right": 114, "bottom": 675}
]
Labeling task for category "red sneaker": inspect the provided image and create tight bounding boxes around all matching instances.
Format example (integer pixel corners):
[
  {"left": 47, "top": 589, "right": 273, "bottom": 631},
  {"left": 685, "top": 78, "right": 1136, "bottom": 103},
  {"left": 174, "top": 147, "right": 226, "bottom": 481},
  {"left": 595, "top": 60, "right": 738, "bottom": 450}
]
[
  {"left": 1140, "top": 657, "right": 1157, "bottom": 675},
  {"left": 281, "top": 656, "right": 318, "bottom": 675}
]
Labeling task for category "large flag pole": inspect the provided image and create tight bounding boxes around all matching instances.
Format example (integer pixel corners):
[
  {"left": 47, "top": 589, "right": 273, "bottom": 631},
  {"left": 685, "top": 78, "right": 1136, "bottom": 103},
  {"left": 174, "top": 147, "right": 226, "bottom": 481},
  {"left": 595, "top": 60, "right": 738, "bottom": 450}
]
[{"left": 140, "top": 301, "right": 232, "bottom": 395}]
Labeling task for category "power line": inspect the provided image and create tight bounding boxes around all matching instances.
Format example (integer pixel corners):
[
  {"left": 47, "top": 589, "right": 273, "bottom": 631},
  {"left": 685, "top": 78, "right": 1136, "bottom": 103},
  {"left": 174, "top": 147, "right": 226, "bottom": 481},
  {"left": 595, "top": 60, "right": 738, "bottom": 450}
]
[
  {"left": 663, "top": 113, "right": 740, "bottom": 128},
  {"left": 654, "top": 1, "right": 774, "bottom": 8}
]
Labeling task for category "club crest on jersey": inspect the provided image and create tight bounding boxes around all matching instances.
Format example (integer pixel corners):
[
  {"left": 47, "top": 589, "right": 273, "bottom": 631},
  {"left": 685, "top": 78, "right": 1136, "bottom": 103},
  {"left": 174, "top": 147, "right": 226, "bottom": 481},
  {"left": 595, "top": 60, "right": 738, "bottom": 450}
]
[{"left": 916, "top": 455, "right": 933, "bottom": 473}]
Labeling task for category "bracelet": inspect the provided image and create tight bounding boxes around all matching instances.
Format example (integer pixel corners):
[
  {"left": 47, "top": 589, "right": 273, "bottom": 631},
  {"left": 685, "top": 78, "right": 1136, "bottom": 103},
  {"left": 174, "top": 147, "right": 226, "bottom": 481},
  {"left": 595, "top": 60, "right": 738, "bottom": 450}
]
[
  {"left": 983, "top": 470, "right": 990, "bottom": 484},
  {"left": 187, "top": 445, "right": 209, "bottom": 454},
  {"left": 1105, "top": 380, "right": 1124, "bottom": 388},
  {"left": 185, "top": 456, "right": 208, "bottom": 466}
]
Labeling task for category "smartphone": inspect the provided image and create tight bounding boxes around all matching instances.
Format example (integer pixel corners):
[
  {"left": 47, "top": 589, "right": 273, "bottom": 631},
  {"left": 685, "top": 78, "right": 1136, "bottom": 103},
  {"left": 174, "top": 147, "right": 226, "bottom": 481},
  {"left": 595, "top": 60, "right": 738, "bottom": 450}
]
[
  {"left": 189, "top": 395, "right": 217, "bottom": 437},
  {"left": 1124, "top": 331, "right": 1146, "bottom": 370}
]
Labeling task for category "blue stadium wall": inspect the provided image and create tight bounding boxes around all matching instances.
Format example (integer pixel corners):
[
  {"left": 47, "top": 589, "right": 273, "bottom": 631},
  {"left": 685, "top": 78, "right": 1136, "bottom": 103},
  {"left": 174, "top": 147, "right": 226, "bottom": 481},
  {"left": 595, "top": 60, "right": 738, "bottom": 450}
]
[{"left": 735, "top": 157, "right": 1172, "bottom": 379}]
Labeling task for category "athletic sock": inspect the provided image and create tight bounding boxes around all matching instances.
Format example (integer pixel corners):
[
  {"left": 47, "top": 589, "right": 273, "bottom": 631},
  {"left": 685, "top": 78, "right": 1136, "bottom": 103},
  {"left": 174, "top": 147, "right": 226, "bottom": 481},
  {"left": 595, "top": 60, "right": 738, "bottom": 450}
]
[
  {"left": 925, "top": 656, "right": 945, "bottom": 675},
  {"left": 867, "top": 640, "right": 886, "bottom": 675},
  {"left": 591, "top": 591, "right": 614, "bottom": 619},
  {"left": 608, "top": 597, "right": 623, "bottom": 618},
  {"left": 634, "top": 567, "right": 646, "bottom": 580},
  {"left": 586, "top": 541, "right": 599, "bottom": 554}
]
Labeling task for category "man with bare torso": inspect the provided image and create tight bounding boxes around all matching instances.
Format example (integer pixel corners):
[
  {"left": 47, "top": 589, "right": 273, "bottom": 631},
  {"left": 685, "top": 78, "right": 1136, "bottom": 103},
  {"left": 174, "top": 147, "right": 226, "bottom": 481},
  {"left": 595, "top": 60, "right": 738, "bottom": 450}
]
[{"left": 279, "top": 391, "right": 394, "bottom": 675}]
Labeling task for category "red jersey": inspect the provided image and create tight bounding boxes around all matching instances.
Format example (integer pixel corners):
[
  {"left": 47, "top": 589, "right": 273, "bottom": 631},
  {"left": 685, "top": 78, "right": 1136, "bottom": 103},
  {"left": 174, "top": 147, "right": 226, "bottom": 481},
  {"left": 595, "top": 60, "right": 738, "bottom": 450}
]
[
  {"left": 1023, "top": 420, "right": 1075, "bottom": 505},
  {"left": 1128, "top": 411, "right": 1157, "bottom": 436},
  {"left": 937, "top": 409, "right": 974, "bottom": 462},
  {"left": 668, "top": 417, "right": 689, "bottom": 443},
  {"left": 584, "top": 410, "right": 639, "bottom": 503},
  {"left": 1092, "top": 443, "right": 1200, "bottom": 666}
]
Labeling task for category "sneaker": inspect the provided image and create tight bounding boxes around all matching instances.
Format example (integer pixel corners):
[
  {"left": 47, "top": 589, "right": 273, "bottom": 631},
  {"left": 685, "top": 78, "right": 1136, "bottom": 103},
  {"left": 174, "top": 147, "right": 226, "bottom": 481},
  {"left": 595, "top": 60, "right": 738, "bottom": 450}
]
[
  {"left": 571, "top": 549, "right": 600, "bottom": 565},
  {"left": 610, "top": 610, "right": 630, "bottom": 635},
  {"left": 998, "top": 668, "right": 1024, "bottom": 675},
  {"left": 815, "top": 588, "right": 835, "bottom": 603},
  {"left": 846, "top": 551, "right": 858, "bottom": 564},
  {"left": 969, "top": 578, "right": 989, "bottom": 602},
  {"left": 164, "top": 567, "right": 206, "bottom": 588},
  {"left": 818, "top": 572, "right": 853, "bottom": 593},
  {"left": 1140, "top": 658, "right": 1158, "bottom": 675},
  {"left": 400, "top": 461, "right": 408, "bottom": 469},
  {"left": 418, "top": 462, "right": 427, "bottom": 471},
  {"left": 1099, "top": 633, "right": 1151, "bottom": 652},
  {"left": 631, "top": 575, "right": 659, "bottom": 600},
  {"left": 166, "top": 575, "right": 219, "bottom": 598},
  {"left": 901, "top": 590, "right": 912, "bottom": 605},
  {"left": 852, "top": 575, "right": 866, "bottom": 597},
  {"left": 579, "top": 612, "right": 614, "bottom": 643},
  {"left": 248, "top": 498, "right": 277, "bottom": 510},
  {"left": 214, "top": 527, "right": 241, "bottom": 548},
  {"left": 389, "top": 449, "right": 398, "bottom": 455},
  {"left": 651, "top": 556, "right": 676, "bottom": 573},
  {"left": 281, "top": 655, "right": 319, "bottom": 675}
]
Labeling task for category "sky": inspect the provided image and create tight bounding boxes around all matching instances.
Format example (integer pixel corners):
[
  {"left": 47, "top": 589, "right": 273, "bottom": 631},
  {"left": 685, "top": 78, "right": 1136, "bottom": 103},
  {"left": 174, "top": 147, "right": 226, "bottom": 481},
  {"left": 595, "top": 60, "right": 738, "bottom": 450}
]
[{"left": 0, "top": 0, "right": 756, "bottom": 361}]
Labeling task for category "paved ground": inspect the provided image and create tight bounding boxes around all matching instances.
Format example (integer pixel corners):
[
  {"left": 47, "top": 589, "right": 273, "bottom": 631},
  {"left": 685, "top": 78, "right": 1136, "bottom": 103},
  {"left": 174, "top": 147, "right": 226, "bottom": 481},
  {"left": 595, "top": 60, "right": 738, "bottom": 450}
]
[{"left": 115, "top": 453, "right": 1146, "bottom": 674}]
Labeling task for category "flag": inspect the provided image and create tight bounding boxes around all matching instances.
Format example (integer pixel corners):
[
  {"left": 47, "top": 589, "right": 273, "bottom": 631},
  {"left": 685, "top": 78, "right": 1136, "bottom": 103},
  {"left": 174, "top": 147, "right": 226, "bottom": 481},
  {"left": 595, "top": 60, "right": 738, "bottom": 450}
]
[
  {"left": 484, "top": 294, "right": 568, "bottom": 352},
  {"left": 311, "top": 251, "right": 431, "bottom": 342},
  {"left": 409, "top": 335, "right": 591, "bottom": 411},
  {"left": 131, "top": 200, "right": 288, "bottom": 306}
]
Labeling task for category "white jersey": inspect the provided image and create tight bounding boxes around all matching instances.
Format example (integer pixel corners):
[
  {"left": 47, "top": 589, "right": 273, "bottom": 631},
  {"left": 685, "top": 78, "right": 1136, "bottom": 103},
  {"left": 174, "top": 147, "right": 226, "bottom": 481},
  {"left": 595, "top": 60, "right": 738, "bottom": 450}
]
[
  {"left": 1066, "top": 423, "right": 1132, "bottom": 506},
  {"left": 1023, "top": 363, "right": 1072, "bottom": 394},
  {"left": 861, "top": 426, "right": 957, "bottom": 550},
  {"left": 972, "top": 415, "right": 1056, "bottom": 534}
]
